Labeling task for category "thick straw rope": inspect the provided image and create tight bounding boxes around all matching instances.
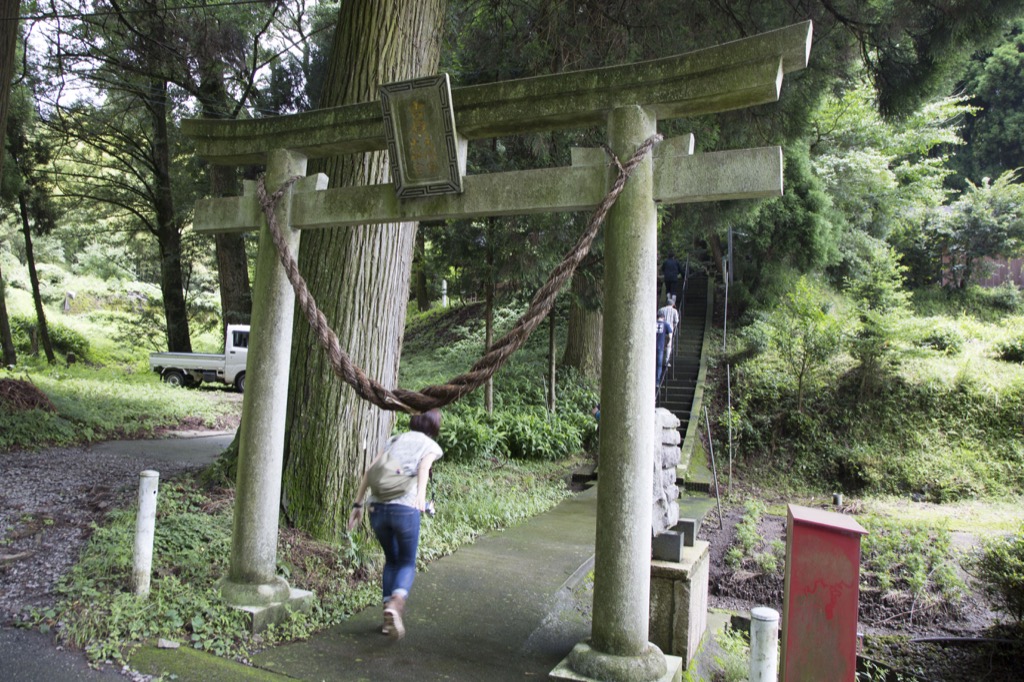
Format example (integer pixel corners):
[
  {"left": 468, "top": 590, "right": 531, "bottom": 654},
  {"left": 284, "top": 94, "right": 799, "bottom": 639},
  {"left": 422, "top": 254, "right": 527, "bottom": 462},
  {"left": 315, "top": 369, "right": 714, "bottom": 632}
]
[{"left": 257, "top": 134, "right": 662, "bottom": 413}]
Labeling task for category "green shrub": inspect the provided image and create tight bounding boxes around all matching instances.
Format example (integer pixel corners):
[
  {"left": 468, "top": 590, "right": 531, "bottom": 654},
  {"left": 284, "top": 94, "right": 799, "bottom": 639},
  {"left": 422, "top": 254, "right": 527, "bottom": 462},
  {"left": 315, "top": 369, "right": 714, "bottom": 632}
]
[
  {"left": 762, "top": 276, "right": 849, "bottom": 412},
  {"left": 713, "top": 625, "right": 750, "bottom": 682},
  {"left": 979, "top": 282, "right": 1023, "bottom": 313},
  {"left": 914, "top": 284, "right": 1024, "bottom": 321},
  {"left": 966, "top": 525, "right": 1024, "bottom": 624},
  {"left": 433, "top": 378, "right": 596, "bottom": 463},
  {"left": 9, "top": 315, "right": 91, "bottom": 360},
  {"left": 995, "top": 334, "right": 1024, "bottom": 363},
  {"left": 497, "top": 408, "right": 584, "bottom": 461},
  {"left": 436, "top": 408, "right": 506, "bottom": 462},
  {"left": 909, "top": 318, "right": 965, "bottom": 355},
  {"left": 47, "top": 322, "right": 91, "bottom": 359}
]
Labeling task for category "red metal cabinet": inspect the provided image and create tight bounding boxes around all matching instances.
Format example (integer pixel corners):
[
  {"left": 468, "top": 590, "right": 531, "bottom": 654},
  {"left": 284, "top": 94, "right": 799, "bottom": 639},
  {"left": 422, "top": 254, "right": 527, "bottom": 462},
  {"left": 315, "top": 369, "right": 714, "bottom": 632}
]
[{"left": 781, "top": 504, "right": 868, "bottom": 682}]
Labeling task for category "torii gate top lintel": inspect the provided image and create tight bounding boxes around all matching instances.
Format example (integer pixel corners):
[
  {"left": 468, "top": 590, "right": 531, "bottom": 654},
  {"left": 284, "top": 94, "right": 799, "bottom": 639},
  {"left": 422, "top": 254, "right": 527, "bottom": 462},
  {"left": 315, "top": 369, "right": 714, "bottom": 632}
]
[{"left": 181, "top": 21, "right": 811, "bottom": 166}]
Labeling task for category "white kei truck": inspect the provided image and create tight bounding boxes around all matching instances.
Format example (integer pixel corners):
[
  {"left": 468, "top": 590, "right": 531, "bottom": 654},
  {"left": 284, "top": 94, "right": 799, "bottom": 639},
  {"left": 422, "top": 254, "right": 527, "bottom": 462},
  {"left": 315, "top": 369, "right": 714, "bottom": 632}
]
[{"left": 149, "top": 324, "right": 249, "bottom": 392}]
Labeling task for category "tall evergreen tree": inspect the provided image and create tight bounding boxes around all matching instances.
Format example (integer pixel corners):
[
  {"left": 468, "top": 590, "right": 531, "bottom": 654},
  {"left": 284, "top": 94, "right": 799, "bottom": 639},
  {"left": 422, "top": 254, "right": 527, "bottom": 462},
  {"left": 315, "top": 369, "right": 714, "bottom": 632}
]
[
  {"left": 39, "top": 0, "right": 286, "bottom": 350},
  {"left": 0, "top": 0, "right": 20, "bottom": 366},
  {"left": 281, "top": 0, "right": 447, "bottom": 539},
  {"left": 6, "top": 84, "right": 59, "bottom": 362},
  {"left": 953, "top": 19, "right": 1024, "bottom": 186}
]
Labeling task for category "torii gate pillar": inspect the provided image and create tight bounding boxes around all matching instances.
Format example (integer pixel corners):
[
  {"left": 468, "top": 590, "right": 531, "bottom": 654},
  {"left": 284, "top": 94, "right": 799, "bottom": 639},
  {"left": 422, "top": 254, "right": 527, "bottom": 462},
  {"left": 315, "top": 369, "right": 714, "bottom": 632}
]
[
  {"left": 568, "top": 105, "right": 668, "bottom": 679},
  {"left": 219, "top": 149, "right": 314, "bottom": 628}
]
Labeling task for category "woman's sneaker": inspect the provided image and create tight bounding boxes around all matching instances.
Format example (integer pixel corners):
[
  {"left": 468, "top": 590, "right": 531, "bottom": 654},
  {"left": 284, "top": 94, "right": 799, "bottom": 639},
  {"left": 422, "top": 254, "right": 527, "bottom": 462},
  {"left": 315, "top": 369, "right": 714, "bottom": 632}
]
[{"left": 383, "top": 594, "right": 406, "bottom": 639}]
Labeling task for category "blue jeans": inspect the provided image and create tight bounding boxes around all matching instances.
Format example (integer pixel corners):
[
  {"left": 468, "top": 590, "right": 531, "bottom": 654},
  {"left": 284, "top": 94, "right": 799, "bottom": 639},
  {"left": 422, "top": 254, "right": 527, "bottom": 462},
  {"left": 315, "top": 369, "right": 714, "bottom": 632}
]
[{"left": 369, "top": 503, "right": 421, "bottom": 602}]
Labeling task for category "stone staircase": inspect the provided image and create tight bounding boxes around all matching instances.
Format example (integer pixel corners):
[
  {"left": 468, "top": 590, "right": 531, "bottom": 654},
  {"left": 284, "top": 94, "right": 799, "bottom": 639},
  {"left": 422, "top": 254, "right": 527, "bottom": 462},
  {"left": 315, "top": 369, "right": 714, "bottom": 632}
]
[
  {"left": 574, "top": 269, "right": 718, "bottom": 536},
  {"left": 658, "top": 270, "right": 717, "bottom": 535},
  {"left": 658, "top": 271, "right": 708, "bottom": 443}
]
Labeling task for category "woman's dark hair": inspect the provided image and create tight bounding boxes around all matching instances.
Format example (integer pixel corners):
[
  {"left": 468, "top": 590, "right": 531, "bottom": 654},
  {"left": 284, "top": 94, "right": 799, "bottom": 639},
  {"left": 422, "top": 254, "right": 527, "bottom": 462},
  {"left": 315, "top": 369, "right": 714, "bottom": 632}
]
[{"left": 409, "top": 409, "right": 442, "bottom": 439}]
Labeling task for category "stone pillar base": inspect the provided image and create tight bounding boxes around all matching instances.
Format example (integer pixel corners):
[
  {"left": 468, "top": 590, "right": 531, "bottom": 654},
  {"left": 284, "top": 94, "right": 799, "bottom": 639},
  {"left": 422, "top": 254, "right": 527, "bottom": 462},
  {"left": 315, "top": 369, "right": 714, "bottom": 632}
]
[
  {"left": 649, "top": 540, "right": 710, "bottom": 669},
  {"left": 221, "top": 577, "right": 314, "bottom": 633},
  {"left": 550, "top": 642, "right": 683, "bottom": 682}
]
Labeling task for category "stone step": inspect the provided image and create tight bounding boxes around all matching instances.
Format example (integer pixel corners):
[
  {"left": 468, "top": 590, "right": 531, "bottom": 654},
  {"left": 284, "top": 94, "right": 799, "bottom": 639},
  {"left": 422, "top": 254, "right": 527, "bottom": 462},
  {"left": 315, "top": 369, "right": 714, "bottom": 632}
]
[
  {"left": 570, "top": 462, "right": 597, "bottom": 485},
  {"left": 676, "top": 496, "right": 716, "bottom": 539},
  {"left": 680, "top": 451, "right": 714, "bottom": 493},
  {"left": 661, "top": 388, "right": 695, "bottom": 400}
]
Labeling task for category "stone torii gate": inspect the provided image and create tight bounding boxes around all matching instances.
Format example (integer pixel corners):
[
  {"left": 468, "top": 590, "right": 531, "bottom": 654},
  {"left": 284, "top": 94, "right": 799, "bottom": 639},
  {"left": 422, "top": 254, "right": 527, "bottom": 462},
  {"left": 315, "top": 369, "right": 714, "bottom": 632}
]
[{"left": 183, "top": 21, "right": 811, "bottom": 682}]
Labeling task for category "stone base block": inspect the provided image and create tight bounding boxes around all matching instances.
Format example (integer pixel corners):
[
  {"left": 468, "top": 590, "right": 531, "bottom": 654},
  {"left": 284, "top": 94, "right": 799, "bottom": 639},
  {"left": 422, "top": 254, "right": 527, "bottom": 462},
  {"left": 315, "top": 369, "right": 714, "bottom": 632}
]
[
  {"left": 649, "top": 540, "right": 710, "bottom": 668},
  {"left": 550, "top": 643, "right": 683, "bottom": 682},
  {"left": 676, "top": 519, "right": 696, "bottom": 547},
  {"left": 652, "top": 530, "right": 683, "bottom": 562},
  {"left": 233, "top": 587, "right": 314, "bottom": 633}
]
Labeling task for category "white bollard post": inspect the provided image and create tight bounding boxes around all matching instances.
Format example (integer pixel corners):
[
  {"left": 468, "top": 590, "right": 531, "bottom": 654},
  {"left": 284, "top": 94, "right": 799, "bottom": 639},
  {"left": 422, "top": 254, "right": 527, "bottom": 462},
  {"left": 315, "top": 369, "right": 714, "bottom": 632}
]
[
  {"left": 749, "top": 606, "right": 780, "bottom": 682},
  {"left": 441, "top": 279, "right": 448, "bottom": 308},
  {"left": 132, "top": 470, "right": 160, "bottom": 597}
]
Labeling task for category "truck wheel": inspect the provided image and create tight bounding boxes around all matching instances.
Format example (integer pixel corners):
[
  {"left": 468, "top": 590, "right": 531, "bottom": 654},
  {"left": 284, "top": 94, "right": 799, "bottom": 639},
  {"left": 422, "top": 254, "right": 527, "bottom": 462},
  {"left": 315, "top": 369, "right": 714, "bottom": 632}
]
[
  {"left": 163, "top": 369, "right": 186, "bottom": 387},
  {"left": 235, "top": 372, "right": 245, "bottom": 393}
]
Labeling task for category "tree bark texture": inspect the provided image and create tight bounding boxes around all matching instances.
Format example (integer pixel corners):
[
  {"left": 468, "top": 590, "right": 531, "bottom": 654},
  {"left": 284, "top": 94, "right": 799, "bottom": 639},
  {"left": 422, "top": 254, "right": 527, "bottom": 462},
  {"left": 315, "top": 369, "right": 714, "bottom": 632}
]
[
  {"left": 414, "top": 228, "right": 429, "bottom": 311},
  {"left": 211, "top": 162, "right": 252, "bottom": 328},
  {"left": 148, "top": 78, "right": 192, "bottom": 353},
  {"left": 0, "top": 0, "right": 19, "bottom": 364},
  {"left": 562, "top": 271, "right": 603, "bottom": 382},
  {"left": 0, "top": 261, "right": 17, "bottom": 366},
  {"left": 200, "top": 69, "right": 252, "bottom": 331},
  {"left": 18, "top": 193, "right": 55, "bottom": 363},
  {"left": 282, "top": 0, "right": 446, "bottom": 539},
  {"left": 0, "top": 0, "right": 17, "bottom": 193}
]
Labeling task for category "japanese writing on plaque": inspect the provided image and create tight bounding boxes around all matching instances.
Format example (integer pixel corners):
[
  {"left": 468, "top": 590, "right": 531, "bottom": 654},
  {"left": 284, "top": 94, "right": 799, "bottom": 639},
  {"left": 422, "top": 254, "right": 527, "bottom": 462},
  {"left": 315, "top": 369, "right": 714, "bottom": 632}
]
[
  {"left": 380, "top": 74, "right": 463, "bottom": 198},
  {"left": 406, "top": 99, "right": 439, "bottom": 179}
]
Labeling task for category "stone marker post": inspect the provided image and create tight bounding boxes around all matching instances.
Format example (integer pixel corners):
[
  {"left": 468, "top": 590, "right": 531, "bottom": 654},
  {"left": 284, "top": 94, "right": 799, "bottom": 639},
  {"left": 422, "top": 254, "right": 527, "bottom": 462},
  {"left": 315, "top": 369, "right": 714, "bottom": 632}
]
[
  {"left": 132, "top": 469, "right": 159, "bottom": 597},
  {"left": 220, "top": 149, "right": 313, "bottom": 628}
]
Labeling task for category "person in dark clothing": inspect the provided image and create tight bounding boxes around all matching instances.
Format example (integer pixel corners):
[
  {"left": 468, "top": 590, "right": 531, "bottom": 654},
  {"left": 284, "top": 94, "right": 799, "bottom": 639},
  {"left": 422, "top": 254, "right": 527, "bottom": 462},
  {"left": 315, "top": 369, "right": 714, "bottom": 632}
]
[{"left": 661, "top": 253, "right": 682, "bottom": 304}]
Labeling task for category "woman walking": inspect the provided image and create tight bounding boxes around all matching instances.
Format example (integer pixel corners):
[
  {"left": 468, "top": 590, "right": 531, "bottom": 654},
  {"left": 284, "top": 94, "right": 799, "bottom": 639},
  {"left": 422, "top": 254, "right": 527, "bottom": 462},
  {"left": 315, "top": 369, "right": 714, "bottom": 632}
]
[{"left": 348, "top": 409, "right": 443, "bottom": 639}]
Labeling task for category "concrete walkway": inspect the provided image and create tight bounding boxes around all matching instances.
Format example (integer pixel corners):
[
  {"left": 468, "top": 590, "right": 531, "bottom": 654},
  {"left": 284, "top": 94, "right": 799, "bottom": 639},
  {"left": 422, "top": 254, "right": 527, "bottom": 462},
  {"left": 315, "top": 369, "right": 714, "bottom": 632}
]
[
  {"left": 258, "top": 487, "right": 596, "bottom": 681},
  {"left": 0, "top": 626, "right": 124, "bottom": 682},
  {"left": 132, "top": 486, "right": 599, "bottom": 681},
  {"left": 88, "top": 431, "right": 236, "bottom": 466}
]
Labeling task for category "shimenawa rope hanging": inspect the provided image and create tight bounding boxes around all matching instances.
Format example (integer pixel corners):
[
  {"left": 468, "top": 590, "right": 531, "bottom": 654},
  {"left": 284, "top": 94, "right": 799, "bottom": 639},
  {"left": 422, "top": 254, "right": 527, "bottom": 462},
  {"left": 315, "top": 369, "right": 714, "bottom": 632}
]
[{"left": 256, "top": 133, "right": 663, "bottom": 414}]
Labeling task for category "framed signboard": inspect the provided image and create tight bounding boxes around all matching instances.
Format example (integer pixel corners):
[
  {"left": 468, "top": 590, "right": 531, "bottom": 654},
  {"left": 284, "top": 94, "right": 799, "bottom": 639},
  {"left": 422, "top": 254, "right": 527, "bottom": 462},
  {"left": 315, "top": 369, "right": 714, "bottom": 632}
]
[{"left": 380, "top": 74, "right": 464, "bottom": 198}]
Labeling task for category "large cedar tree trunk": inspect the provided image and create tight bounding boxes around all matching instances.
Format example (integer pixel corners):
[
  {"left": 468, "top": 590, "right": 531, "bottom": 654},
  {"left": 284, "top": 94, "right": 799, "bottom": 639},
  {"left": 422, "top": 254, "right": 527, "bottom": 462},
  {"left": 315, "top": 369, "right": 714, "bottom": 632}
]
[
  {"left": 562, "top": 271, "right": 603, "bottom": 382},
  {"left": 282, "top": 0, "right": 446, "bottom": 539}
]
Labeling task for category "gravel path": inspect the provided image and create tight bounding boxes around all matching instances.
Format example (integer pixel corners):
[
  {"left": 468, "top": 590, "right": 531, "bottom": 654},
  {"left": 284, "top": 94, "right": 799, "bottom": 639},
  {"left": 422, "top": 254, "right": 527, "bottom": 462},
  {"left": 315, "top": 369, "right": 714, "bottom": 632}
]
[{"left": 0, "top": 435, "right": 232, "bottom": 622}]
